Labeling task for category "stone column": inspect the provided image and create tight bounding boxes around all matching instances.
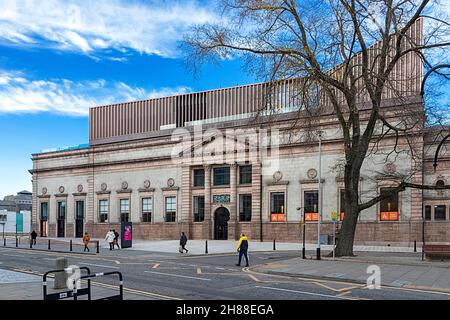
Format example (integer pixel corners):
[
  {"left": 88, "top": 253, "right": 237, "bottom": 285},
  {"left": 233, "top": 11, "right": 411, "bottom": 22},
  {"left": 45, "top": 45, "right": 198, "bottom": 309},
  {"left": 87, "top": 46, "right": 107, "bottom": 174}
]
[
  {"left": 203, "top": 165, "right": 212, "bottom": 239},
  {"left": 181, "top": 166, "right": 192, "bottom": 237},
  {"left": 251, "top": 162, "right": 262, "bottom": 241},
  {"left": 229, "top": 163, "right": 238, "bottom": 240}
]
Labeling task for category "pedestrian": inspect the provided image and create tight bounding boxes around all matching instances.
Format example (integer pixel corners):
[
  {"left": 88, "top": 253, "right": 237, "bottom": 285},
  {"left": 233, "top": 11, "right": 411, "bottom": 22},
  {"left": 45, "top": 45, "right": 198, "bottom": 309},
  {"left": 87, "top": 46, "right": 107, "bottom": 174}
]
[
  {"left": 236, "top": 233, "right": 249, "bottom": 267},
  {"left": 113, "top": 229, "right": 120, "bottom": 249},
  {"left": 83, "top": 232, "right": 90, "bottom": 252},
  {"left": 30, "top": 230, "right": 37, "bottom": 247},
  {"left": 179, "top": 232, "right": 188, "bottom": 253},
  {"left": 105, "top": 230, "right": 115, "bottom": 250}
]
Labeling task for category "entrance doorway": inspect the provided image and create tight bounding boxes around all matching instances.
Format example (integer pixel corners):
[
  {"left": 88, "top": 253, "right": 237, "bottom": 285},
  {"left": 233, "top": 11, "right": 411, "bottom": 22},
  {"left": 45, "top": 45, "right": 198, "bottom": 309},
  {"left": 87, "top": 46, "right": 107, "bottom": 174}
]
[
  {"left": 75, "top": 201, "right": 84, "bottom": 238},
  {"left": 57, "top": 201, "right": 66, "bottom": 238},
  {"left": 214, "top": 207, "right": 229, "bottom": 240}
]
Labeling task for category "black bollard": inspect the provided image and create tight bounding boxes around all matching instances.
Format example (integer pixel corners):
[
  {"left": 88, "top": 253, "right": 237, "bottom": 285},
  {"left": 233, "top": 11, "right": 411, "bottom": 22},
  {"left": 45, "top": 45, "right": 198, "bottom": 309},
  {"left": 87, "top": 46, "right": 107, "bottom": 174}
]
[
  {"left": 3, "top": 238, "right": 5, "bottom": 247},
  {"left": 30, "top": 239, "right": 32, "bottom": 249},
  {"left": 48, "top": 239, "right": 51, "bottom": 250},
  {"left": 414, "top": 240, "right": 417, "bottom": 252},
  {"left": 70, "top": 240, "right": 73, "bottom": 252},
  {"left": 15, "top": 237, "right": 18, "bottom": 247},
  {"left": 205, "top": 240, "right": 208, "bottom": 254},
  {"left": 273, "top": 239, "right": 276, "bottom": 251},
  {"left": 96, "top": 241, "right": 100, "bottom": 254}
]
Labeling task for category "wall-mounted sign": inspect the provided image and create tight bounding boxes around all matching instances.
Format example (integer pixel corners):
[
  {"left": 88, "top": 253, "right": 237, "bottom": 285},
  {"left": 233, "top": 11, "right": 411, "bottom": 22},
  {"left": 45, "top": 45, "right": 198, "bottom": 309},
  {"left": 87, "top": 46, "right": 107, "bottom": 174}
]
[
  {"left": 380, "top": 211, "right": 398, "bottom": 221},
  {"left": 213, "top": 194, "right": 230, "bottom": 204},
  {"left": 305, "top": 213, "right": 319, "bottom": 221}
]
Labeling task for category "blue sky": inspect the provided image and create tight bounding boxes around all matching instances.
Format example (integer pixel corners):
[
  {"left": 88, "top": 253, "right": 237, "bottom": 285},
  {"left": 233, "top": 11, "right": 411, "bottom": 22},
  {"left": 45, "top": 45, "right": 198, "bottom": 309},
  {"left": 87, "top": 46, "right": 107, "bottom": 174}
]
[{"left": 0, "top": 0, "right": 256, "bottom": 198}]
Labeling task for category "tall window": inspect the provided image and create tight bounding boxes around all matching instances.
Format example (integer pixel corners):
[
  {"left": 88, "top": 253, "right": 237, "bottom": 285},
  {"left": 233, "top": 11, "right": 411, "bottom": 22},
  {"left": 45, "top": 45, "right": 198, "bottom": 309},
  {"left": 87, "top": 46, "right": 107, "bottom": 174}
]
[
  {"left": 380, "top": 188, "right": 399, "bottom": 221},
  {"left": 239, "top": 165, "right": 252, "bottom": 184},
  {"left": 75, "top": 201, "right": 84, "bottom": 220},
  {"left": 142, "top": 198, "right": 152, "bottom": 222},
  {"left": 193, "top": 196, "right": 205, "bottom": 222},
  {"left": 99, "top": 200, "right": 108, "bottom": 223},
  {"left": 165, "top": 196, "right": 176, "bottom": 222},
  {"left": 239, "top": 194, "right": 252, "bottom": 222},
  {"left": 57, "top": 201, "right": 66, "bottom": 220},
  {"left": 270, "top": 192, "right": 285, "bottom": 222},
  {"left": 40, "top": 202, "right": 48, "bottom": 221},
  {"left": 424, "top": 205, "right": 431, "bottom": 220},
  {"left": 339, "top": 189, "right": 345, "bottom": 221},
  {"left": 304, "top": 190, "right": 319, "bottom": 221},
  {"left": 213, "top": 167, "right": 230, "bottom": 186},
  {"left": 435, "top": 205, "right": 446, "bottom": 221},
  {"left": 193, "top": 169, "right": 205, "bottom": 187},
  {"left": 120, "top": 199, "right": 130, "bottom": 222}
]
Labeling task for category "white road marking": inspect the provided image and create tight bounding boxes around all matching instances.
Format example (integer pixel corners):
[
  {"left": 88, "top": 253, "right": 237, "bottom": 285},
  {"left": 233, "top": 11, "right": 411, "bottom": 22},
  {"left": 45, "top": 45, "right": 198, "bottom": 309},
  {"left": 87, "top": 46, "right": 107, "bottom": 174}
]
[
  {"left": 152, "top": 263, "right": 160, "bottom": 269},
  {"left": 80, "top": 263, "right": 120, "bottom": 269},
  {"left": 255, "top": 286, "right": 357, "bottom": 300},
  {"left": 144, "top": 270, "right": 211, "bottom": 281},
  {"left": 1, "top": 253, "right": 24, "bottom": 258},
  {"left": 197, "top": 268, "right": 202, "bottom": 274},
  {"left": 115, "top": 260, "right": 121, "bottom": 264}
]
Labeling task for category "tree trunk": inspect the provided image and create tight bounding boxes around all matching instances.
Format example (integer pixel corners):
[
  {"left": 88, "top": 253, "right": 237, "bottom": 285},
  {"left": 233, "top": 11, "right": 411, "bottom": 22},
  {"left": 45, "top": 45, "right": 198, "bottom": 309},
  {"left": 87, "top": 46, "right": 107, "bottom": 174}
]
[{"left": 335, "top": 159, "right": 362, "bottom": 257}]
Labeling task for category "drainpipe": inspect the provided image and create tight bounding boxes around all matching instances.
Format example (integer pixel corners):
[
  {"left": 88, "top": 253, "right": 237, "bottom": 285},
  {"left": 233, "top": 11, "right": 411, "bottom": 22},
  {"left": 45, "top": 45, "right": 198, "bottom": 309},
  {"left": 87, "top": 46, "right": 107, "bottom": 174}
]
[{"left": 260, "top": 172, "right": 263, "bottom": 242}]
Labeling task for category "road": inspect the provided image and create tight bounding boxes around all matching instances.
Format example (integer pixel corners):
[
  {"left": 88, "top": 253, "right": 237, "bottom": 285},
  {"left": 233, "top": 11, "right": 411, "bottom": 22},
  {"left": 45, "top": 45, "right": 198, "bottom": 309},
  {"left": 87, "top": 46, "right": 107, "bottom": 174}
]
[{"left": 0, "top": 246, "right": 449, "bottom": 300}]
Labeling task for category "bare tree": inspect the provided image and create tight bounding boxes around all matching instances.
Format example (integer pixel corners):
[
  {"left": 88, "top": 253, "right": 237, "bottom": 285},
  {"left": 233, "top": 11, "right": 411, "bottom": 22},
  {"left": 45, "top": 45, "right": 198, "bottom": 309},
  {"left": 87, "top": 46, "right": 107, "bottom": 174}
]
[{"left": 184, "top": 0, "right": 450, "bottom": 256}]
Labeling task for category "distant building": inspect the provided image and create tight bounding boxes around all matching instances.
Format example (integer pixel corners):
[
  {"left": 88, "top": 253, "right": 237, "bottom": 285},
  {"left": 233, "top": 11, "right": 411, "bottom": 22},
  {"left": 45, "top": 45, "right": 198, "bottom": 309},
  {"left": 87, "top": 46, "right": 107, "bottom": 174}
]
[
  {"left": 0, "top": 210, "right": 31, "bottom": 234},
  {"left": 0, "top": 190, "right": 32, "bottom": 212}
]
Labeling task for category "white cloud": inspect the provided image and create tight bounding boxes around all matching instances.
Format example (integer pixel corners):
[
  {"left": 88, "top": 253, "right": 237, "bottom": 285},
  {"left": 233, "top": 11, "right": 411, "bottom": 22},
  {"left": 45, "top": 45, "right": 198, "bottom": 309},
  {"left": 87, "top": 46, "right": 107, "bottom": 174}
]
[
  {"left": 0, "top": 70, "right": 191, "bottom": 116},
  {"left": 0, "top": 0, "right": 217, "bottom": 58}
]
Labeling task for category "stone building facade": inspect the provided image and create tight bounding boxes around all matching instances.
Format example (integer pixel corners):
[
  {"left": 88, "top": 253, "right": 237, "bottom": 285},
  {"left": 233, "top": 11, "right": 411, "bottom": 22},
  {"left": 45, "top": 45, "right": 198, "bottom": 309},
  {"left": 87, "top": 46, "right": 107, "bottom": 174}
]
[{"left": 30, "top": 19, "right": 450, "bottom": 245}]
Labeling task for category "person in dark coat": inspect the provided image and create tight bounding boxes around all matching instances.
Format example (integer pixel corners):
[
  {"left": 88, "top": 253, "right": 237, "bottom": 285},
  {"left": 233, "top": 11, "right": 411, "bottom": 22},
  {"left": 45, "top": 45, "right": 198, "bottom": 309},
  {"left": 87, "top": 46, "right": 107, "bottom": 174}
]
[
  {"left": 179, "top": 232, "right": 188, "bottom": 253},
  {"left": 30, "top": 230, "right": 37, "bottom": 247},
  {"left": 236, "top": 233, "right": 249, "bottom": 267},
  {"left": 113, "top": 229, "right": 120, "bottom": 249}
]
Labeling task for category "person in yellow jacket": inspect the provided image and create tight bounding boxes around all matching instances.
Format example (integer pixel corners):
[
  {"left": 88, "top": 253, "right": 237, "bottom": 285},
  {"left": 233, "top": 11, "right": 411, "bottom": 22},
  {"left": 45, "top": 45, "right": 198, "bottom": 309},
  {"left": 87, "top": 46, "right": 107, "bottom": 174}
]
[
  {"left": 83, "top": 232, "right": 90, "bottom": 252},
  {"left": 236, "top": 233, "right": 249, "bottom": 267}
]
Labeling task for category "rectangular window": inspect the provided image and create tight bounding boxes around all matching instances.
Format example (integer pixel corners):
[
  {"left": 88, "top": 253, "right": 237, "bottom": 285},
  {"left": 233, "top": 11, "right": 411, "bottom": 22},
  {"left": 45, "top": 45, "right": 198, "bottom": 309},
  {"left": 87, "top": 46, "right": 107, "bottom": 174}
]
[
  {"left": 120, "top": 199, "right": 130, "bottom": 222},
  {"left": 99, "top": 200, "right": 108, "bottom": 223},
  {"left": 193, "top": 196, "right": 205, "bottom": 222},
  {"left": 434, "top": 205, "right": 446, "bottom": 221},
  {"left": 304, "top": 190, "right": 319, "bottom": 221},
  {"left": 339, "top": 189, "right": 345, "bottom": 221},
  {"left": 165, "top": 196, "right": 177, "bottom": 222},
  {"left": 40, "top": 202, "right": 48, "bottom": 221},
  {"left": 239, "top": 165, "right": 252, "bottom": 184},
  {"left": 424, "top": 205, "right": 431, "bottom": 221},
  {"left": 213, "top": 167, "right": 230, "bottom": 186},
  {"left": 193, "top": 169, "right": 205, "bottom": 187},
  {"left": 57, "top": 201, "right": 66, "bottom": 220},
  {"left": 75, "top": 201, "right": 84, "bottom": 220},
  {"left": 270, "top": 192, "right": 285, "bottom": 222},
  {"left": 239, "top": 194, "right": 252, "bottom": 222},
  {"left": 380, "top": 188, "right": 399, "bottom": 221},
  {"left": 142, "top": 197, "right": 152, "bottom": 222}
]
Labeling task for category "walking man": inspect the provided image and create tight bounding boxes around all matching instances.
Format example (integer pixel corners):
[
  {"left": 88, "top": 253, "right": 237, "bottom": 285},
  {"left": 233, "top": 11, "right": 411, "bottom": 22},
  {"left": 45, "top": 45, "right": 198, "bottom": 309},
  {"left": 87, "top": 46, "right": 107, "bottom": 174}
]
[
  {"left": 105, "top": 230, "right": 115, "bottom": 250},
  {"left": 83, "top": 232, "right": 90, "bottom": 252},
  {"left": 30, "top": 230, "right": 37, "bottom": 247},
  {"left": 179, "top": 232, "right": 188, "bottom": 253},
  {"left": 236, "top": 233, "right": 249, "bottom": 267}
]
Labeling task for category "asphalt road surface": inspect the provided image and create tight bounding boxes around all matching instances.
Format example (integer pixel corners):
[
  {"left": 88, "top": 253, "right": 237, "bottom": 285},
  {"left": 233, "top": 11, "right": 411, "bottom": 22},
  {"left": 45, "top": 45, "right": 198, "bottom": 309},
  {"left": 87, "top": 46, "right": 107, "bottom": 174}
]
[{"left": 0, "top": 246, "right": 449, "bottom": 300}]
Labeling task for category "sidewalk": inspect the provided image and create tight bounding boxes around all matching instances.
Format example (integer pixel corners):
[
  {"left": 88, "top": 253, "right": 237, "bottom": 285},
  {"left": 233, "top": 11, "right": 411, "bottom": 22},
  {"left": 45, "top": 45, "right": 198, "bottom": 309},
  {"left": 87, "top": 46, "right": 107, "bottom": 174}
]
[
  {"left": 252, "top": 254, "right": 450, "bottom": 293},
  {"left": 3, "top": 237, "right": 417, "bottom": 255},
  {"left": 0, "top": 268, "right": 153, "bottom": 300}
]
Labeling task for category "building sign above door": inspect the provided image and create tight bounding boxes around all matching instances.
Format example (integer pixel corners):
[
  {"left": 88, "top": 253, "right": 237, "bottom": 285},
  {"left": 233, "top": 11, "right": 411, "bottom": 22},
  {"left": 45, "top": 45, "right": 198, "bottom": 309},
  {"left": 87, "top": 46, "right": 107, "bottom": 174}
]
[{"left": 213, "top": 194, "right": 230, "bottom": 204}]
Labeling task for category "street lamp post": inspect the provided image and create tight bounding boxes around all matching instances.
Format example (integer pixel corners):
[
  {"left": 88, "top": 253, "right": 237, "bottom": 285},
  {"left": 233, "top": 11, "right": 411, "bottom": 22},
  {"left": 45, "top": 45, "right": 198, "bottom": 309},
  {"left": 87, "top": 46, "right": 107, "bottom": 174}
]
[
  {"left": 297, "top": 207, "right": 306, "bottom": 259},
  {"left": 317, "top": 131, "right": 322, "bottom": 260}
]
